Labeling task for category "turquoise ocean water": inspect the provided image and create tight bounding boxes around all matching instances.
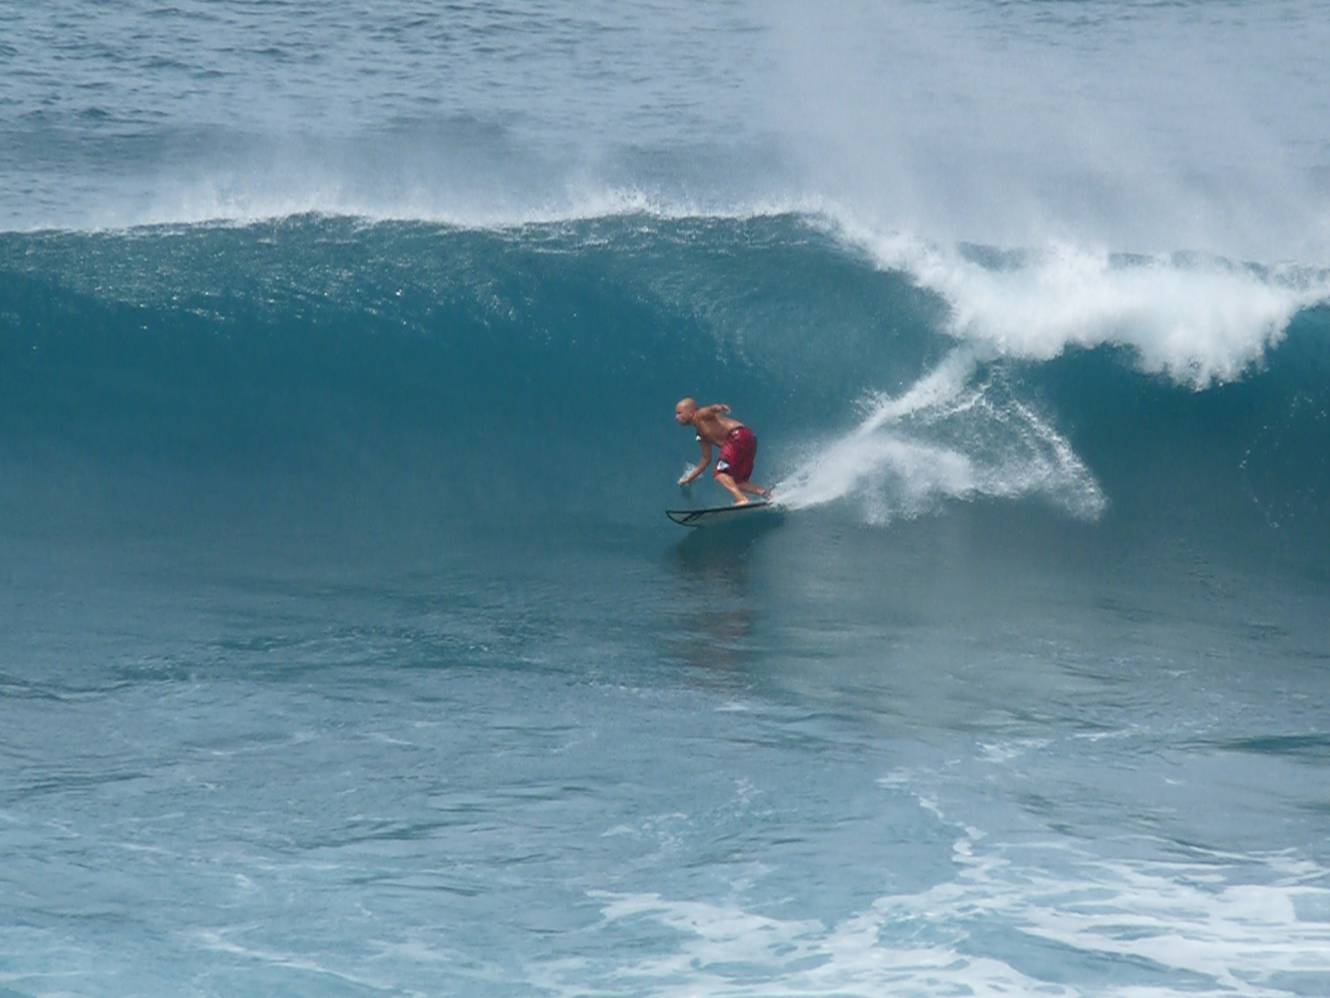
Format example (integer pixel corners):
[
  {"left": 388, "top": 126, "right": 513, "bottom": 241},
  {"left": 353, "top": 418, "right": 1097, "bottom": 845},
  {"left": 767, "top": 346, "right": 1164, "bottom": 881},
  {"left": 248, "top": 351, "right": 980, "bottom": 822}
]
[{"left": 4, "top": 2, "right": 1330, "bottom": 994}]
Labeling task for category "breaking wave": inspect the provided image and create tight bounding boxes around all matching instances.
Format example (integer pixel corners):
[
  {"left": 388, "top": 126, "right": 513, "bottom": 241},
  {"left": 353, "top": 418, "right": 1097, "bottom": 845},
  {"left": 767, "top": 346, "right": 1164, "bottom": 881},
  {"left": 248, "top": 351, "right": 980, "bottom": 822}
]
[{"left": 2, "top": 209, "right": 1327, "bottom": 537}]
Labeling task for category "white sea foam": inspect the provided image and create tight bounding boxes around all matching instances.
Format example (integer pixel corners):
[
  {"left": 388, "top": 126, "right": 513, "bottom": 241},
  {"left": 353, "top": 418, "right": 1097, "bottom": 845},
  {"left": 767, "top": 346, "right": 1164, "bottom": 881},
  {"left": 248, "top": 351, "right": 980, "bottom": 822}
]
[
  {"left": 774, "top": 345, "right": 1107, "bottom": 520},
  {"left": 572, "top": 888, "right": 1063, "bottom": 997},
  {"left": 849, "top": 228, "right": 1329, "bottom": 388},
  {"left": 771, "top": 205, "right": 1329, "bottom": 520},
  {"left": 561, "top": 830, "right": 1330, "bottom": 997}
]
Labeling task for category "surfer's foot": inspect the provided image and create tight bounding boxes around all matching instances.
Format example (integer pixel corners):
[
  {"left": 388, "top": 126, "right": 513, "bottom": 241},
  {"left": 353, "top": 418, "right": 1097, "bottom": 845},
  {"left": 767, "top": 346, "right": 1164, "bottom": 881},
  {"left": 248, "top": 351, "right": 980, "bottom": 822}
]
[
  {"left": 733, "top": 496, "right": 751, "bottom": 506},
  {"left": 735, "top": 481, "right": 770, "bottom": 502}
]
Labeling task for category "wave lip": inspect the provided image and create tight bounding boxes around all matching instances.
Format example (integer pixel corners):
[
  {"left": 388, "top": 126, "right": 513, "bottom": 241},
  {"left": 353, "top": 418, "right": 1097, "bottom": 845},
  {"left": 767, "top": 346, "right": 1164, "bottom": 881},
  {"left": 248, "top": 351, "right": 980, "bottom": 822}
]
[{"left": 834, "top": 219, "right": 1330, "bottom": 388}]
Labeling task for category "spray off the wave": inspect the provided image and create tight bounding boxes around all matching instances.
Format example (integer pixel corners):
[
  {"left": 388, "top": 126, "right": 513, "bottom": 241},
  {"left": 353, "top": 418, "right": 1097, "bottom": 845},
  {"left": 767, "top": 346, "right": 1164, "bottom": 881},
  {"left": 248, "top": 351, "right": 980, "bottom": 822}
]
[{"left": 774, "top": 221, "right": 1329, "bottom": 521}]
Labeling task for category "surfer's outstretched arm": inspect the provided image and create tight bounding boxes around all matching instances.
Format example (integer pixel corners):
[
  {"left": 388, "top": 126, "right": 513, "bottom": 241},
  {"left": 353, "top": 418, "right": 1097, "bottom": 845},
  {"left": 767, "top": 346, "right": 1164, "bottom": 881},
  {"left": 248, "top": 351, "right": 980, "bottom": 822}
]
[{"left": 678, "top": 438, "right": 713, "bottom": 486}]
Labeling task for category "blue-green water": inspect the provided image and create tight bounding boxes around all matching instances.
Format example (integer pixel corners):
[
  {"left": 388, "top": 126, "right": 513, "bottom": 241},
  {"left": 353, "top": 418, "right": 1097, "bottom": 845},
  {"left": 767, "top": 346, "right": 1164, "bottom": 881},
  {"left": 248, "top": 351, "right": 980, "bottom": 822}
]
[{"left": 4, "top": 3, "right": 1330, "bottom": 995}]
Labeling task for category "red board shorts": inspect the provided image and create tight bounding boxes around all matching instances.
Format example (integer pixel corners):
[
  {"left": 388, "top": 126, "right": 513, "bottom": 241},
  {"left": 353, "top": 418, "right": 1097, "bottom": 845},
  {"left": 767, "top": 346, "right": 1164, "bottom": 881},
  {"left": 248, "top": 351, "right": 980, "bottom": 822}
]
[{"left": 714, "top": 426, "right": 757, "bottom": 483}]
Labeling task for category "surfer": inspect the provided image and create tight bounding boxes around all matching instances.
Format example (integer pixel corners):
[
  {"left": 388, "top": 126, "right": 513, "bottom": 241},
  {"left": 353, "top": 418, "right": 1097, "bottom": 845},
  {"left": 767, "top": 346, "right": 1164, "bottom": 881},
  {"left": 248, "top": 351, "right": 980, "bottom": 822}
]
[{"left": 674, "top": 398, "right": 770, "bottom": 505}]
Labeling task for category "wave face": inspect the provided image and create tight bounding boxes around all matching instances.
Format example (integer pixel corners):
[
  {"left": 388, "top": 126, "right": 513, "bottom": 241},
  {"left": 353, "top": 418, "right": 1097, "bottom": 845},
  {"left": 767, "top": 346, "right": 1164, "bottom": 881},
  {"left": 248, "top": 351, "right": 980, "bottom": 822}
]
[{"left": 3, "top": 213, "right": 1328, "bottom": 551}]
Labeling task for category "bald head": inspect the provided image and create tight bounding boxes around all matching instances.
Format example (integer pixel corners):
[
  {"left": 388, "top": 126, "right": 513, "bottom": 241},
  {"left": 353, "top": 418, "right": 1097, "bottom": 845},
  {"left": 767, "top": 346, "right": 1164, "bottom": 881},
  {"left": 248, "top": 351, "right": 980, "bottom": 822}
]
[{"left": 674, "top": 397, "right": 697, "bottom": 425}]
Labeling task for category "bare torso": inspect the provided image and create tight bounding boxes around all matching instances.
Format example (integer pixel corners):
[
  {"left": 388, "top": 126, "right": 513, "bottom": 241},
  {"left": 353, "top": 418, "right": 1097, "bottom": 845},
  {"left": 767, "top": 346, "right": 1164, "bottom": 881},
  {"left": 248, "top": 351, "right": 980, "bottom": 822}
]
[{"left": 693, "top": 411, "right": 743, "bottom": 445}]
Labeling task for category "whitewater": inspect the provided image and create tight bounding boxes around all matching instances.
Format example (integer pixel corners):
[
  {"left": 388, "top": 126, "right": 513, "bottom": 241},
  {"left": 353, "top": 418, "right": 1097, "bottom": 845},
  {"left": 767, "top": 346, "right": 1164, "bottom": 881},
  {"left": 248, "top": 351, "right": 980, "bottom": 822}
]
[{"left": 3, "top": 2, "right": 1330, "bottom": 996}]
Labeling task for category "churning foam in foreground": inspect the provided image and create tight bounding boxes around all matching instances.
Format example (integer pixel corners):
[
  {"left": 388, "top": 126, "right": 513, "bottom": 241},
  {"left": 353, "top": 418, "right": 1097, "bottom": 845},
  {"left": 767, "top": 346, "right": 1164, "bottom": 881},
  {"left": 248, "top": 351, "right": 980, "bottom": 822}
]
[
  {"left": 554, "top": 826, "right": 1330, "bottom": 997},
  {"left": 535, "top": 776, "right": 1330, "bottom": 998}
]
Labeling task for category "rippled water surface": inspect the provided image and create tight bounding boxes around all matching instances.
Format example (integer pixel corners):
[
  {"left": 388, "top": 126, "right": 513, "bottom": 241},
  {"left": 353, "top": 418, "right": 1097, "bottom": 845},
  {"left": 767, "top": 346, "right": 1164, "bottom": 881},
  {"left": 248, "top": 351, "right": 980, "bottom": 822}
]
[{"left": 3, "top": 2, "right": 1330, "bottom": 995}]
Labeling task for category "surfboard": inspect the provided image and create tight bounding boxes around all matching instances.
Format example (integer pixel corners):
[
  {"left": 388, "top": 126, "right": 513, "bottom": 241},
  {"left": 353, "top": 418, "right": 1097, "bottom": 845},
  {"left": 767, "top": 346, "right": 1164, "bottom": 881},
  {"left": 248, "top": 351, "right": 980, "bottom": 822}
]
[{"left": 665, "top": 501, "right": 774, "bottom": 527}]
